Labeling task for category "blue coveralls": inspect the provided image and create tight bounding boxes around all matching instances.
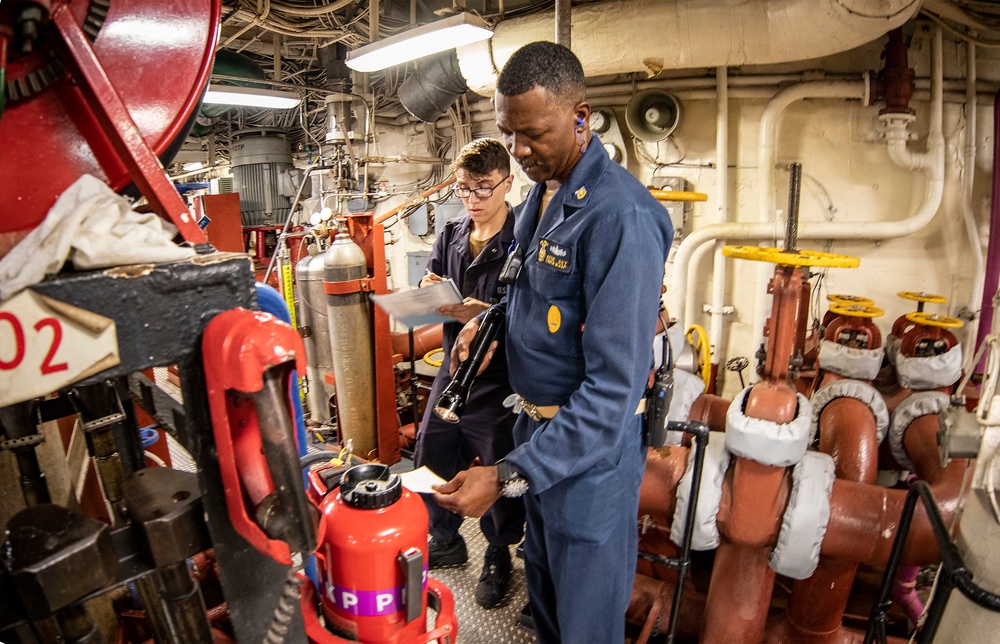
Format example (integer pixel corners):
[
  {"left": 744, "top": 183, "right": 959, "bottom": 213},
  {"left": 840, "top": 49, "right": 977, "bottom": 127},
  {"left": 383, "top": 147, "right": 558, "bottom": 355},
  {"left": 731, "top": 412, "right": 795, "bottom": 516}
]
[
  {"left": 500, "top": 138, "right": 674, "bottom": 643},
  {"left": 414, "top": 209, "right": 526, "bottom": 548}
]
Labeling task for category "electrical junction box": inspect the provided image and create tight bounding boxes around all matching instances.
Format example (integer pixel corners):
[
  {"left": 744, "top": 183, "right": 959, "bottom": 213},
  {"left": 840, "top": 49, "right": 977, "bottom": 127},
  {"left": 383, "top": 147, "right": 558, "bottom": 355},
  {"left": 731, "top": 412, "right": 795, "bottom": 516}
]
[
  {"left": 434, "top": 199, "right": 466, "bottom": 236},
  {"left": 406, "top": 251, "right": 431, "bottom": 287},
  {"left": 407, "top": 204, "right": 429, "bottom": 236}
]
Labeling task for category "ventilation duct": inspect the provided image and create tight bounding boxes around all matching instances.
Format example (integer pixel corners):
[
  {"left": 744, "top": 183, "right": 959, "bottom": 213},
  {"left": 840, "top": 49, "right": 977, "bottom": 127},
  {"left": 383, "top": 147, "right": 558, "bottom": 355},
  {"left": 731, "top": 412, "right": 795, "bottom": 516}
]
[
  {"left": 230, "top": 128, "right": 293, "bottom": 226},
  {"left": 399, "top": 50, "right": 470, "bottom": 123},
  {"left": 456, "top": 0, "right": 921, "bottom": 95}
]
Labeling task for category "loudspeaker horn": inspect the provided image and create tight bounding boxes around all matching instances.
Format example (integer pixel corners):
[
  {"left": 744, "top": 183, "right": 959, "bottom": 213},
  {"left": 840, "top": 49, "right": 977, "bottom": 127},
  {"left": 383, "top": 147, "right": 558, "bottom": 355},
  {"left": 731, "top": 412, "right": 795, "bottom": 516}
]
[{"left": 625, "top": 89, "right": 682, "bottom": 142}]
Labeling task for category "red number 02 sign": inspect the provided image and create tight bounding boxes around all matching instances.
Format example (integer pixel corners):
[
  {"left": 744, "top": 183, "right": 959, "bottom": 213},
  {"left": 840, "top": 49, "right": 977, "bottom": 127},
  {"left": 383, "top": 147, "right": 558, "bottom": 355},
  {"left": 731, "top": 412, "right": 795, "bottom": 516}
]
[{"left": 0, "top": 290, "right": 120, "bottom": 407}]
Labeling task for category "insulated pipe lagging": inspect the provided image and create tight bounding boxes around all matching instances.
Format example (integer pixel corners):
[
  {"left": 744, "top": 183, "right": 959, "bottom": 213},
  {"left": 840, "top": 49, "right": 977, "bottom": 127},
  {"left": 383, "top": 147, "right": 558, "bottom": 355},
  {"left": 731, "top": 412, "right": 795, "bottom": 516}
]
[{"left": 455, "top": 0, "right": 919, "bottom": 96}]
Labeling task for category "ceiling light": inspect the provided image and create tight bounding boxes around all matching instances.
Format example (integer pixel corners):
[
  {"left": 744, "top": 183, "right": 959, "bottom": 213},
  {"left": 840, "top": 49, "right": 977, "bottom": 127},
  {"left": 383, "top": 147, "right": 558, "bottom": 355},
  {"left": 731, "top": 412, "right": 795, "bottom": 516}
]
[
  {"left": 202, "top": 85, "right": 302, "bottom": 109},
  {"left": 346, "top": 12, "right": 492, "bottom": 73}
]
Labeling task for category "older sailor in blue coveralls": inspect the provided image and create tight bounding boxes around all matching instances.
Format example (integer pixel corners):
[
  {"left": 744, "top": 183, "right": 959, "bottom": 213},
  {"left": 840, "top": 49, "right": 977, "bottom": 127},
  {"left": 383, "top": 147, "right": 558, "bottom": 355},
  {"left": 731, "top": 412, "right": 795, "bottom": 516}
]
[{"left": 433, "top": 41, "right": 674, "bottom": 643}]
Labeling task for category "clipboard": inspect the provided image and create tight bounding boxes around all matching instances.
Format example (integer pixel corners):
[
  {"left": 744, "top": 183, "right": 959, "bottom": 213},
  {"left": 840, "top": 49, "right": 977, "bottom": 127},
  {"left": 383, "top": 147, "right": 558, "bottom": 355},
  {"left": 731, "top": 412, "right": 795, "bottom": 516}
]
[{"left": 372, "top": 279, "right": 463, "bottom": 327}]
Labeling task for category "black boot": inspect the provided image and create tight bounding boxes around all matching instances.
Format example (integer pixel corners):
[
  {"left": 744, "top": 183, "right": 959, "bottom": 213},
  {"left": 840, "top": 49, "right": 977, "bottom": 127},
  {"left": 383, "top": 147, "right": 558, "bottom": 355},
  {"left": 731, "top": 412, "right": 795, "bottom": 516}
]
[
  {"left": 427, "top": 535, "right": 468, "bottom": 569},
  {"left": 475, "top": 544, "right": 512, "bottom": 609}
]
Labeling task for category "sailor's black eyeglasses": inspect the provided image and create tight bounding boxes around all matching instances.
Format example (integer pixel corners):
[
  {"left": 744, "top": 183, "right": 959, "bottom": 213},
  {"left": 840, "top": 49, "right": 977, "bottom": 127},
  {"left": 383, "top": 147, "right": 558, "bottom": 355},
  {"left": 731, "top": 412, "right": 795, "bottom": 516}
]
[{"left": 455, "top": 175, "right": 512, "bottom": 199}]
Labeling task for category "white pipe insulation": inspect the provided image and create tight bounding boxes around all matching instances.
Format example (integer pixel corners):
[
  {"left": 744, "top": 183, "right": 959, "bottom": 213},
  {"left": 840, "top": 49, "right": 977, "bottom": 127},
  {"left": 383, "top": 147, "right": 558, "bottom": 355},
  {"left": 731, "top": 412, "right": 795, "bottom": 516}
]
[
  {"left": 962, "top": 41, "right": 986, "bottom": 360},
  {"left": 708, "top": 66, "right": 729, "bottom": 379},
  {"left": 456, "top": 0, "right": 921, "bottom": 96},
  {"left": 670, "top": 25, "right": 946, "bottom": 334}
]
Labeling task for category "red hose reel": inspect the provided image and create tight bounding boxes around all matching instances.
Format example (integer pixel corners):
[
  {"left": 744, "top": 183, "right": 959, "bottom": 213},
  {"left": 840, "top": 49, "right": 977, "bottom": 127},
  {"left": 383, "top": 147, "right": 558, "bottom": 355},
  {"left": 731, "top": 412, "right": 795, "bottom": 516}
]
[{"left": 0, "top": 0, "right": 219, "bottom": 252}]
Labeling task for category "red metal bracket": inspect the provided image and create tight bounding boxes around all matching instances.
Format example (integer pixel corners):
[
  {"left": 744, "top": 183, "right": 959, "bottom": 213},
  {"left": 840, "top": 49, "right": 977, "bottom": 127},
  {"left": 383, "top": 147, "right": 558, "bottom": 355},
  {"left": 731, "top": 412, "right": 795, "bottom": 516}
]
[
  {"left": 203, "top": 308, "right": 310, "bottom": 564},
  {"left": 322, "top": 278, "right": 373, "bottom": 295}
]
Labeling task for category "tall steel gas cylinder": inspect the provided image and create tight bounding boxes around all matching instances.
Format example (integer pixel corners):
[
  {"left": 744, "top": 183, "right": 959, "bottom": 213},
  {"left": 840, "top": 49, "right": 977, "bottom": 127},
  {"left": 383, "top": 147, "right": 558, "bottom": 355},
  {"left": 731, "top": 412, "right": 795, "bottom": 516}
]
[
  {"left": 324, "top": 233, "right": 377, "bottom": 456},
  {"left": 318, "top": 464, "right": 429, "bottom": 642},
  {"left": 296, "top": 251, "right": 337, "bottom": 423}
]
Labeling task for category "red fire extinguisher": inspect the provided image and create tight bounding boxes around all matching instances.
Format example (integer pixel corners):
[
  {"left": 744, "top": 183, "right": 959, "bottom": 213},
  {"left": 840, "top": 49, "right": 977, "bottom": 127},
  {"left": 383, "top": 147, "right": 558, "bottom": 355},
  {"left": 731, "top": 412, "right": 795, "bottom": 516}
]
[{"left": 301, "top": 463, "right": 457, "bottom": 644}]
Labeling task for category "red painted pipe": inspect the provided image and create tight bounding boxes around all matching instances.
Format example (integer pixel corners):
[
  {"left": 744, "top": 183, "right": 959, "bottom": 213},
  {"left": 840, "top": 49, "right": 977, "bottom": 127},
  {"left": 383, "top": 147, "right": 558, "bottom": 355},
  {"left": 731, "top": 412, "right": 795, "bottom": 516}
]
[
  {"left": 770, "top": 397, "right": 879, "bottom": 643},
  {"left": 702, "top": 542, "right": 777, "bottom": 642},
  {"left": 687, "top": 393, "right": 732, "bottom": 433},
  {"left": 626, "top": 573, "right": 704, "bottom": 643},
  {"left": 639, "top": 445, "right": 690, "bottom": 518},
  {"left": 904, "top": 414, "right": 970, "bottom": 514},
  {"left": 818, "top": 397, "right": 879, "bottom": 484},
  {"left": 702, "top": 380, "right": 796, "bottom": 642},
  {"left": 822, "top": 451, "right": 967, "bottom": 568}
]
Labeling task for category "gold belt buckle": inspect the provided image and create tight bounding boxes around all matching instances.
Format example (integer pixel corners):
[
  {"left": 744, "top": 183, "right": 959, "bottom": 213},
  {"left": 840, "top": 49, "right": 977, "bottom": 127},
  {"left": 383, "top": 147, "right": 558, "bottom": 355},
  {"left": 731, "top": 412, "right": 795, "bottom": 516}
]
[{"left": 519, "top": 397, "right": 543, "bottom": 421}]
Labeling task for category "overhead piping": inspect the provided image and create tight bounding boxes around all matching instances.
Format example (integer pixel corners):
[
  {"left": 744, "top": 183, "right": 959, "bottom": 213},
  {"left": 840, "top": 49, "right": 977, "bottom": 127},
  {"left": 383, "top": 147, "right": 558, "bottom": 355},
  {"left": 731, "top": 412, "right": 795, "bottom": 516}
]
[{"left": 670, "top": 26, "right": 945, "bottom": 331}]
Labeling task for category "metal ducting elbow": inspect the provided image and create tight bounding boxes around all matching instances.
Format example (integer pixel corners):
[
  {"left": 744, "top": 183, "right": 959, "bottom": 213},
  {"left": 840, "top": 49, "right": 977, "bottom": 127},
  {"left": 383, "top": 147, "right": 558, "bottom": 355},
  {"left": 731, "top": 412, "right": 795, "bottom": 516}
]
[{"left": 399, "top": 51, "right": 469, "bottom": 123}]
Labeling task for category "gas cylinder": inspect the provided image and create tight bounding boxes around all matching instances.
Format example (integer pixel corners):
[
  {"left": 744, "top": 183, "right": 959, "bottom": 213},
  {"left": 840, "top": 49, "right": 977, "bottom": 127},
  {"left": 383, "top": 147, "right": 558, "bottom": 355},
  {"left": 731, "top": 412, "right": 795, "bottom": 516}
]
[
  {"left": 324, "top": 233, "right": 377, "bottom": 457},
  {"left": 318, "top": 464, "right": 429, "bottom": 642},
  {"left": 297, "top": 251, "right": 337, "bottom": 423}
]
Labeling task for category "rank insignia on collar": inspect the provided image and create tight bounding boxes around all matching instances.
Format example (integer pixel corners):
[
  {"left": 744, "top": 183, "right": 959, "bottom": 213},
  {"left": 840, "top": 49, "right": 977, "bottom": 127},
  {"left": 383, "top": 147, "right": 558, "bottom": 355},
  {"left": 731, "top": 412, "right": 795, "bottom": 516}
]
[{"left": 575, "top": 186, "right": 587, "bottom": 200}]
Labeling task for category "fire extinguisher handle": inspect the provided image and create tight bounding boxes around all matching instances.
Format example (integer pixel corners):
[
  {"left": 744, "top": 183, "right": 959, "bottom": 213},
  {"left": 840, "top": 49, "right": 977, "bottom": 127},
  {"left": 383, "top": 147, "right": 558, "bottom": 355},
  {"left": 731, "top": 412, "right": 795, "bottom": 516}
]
[{"left": 398, "top": 547, "right": 423, "bottom": 623}]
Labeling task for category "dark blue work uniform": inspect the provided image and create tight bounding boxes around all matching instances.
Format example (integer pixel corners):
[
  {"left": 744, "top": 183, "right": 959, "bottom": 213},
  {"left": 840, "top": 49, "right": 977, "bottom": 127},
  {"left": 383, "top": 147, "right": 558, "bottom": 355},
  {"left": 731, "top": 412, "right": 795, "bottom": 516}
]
[
  {"left": 500, "top": 138, "right": 673, "bottom": 643},
  {"left": 414, "top": 208, "right": 525, "bottom": 548}
]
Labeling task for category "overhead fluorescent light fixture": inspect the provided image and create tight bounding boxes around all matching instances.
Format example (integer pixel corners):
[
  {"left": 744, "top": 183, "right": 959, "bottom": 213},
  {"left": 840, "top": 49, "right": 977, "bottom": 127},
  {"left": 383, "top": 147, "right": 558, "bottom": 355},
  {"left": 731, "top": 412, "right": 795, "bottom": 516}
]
[
  {"left": 346, "top": 12, "right": 492, "bottom": 72},
  {"left": 202, "top": 85, "right": 302, "bottom": 109}
]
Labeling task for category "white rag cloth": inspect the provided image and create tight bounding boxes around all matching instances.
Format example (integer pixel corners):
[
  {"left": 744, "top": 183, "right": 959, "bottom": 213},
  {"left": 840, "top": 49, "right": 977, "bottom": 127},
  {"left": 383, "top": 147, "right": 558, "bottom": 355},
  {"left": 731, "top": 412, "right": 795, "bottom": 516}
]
[{"left": 0, "top": 175, "right": 196, "bottom": 300}]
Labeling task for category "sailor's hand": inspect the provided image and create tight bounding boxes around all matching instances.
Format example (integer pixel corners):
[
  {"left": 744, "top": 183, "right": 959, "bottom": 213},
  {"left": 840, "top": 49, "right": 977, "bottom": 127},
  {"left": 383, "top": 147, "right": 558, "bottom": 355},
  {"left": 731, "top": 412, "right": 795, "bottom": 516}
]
[
  {"left": 420, "top": 271, "right": 446, "bottom": 287},
  {"left": 432, "top": 466, "right": 501, "bottom": 518},
  {"left": 450, "top": 317, "right": 498, "bottom": 376},
  {"left": 437, "top": 298, "right": 489, "bottom": 325}
]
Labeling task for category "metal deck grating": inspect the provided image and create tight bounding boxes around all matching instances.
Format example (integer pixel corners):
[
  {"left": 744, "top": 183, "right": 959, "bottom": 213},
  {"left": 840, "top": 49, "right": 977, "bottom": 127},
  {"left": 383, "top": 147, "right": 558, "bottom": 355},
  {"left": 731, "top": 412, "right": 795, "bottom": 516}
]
[{"left": 429, "top": 519, "right": 535, "bottom": 643}]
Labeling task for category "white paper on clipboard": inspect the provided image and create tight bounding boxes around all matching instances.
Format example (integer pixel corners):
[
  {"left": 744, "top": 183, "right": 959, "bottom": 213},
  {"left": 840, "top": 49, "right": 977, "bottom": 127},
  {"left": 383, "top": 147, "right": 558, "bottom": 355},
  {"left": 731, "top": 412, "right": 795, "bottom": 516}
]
[
  {"left": 398, "top": 466, "right": 448, "bottom": 494},
  {"left": 371, "top": 279, "right": 462, "bottom": 327}
]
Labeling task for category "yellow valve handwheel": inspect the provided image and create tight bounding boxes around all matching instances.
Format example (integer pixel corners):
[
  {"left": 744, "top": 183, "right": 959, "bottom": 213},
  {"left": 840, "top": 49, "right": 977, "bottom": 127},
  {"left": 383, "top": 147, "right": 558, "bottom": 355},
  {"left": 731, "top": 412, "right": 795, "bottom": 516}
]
[
  {"left": 650, "top": 189, "right": 709, "bottom": 202},
  {"left": 423, "top": 347, "right": 445, "bottom": 368},
  {"left": 829, "top": 303, "right": 885, "bottom": 318},
  {"left": 897, "top": 291, "right": 947, "bottom": 305},
  {"left": 827, "top": 293, "right": 875, "bottom": 306},
  {"left": 722, "top": 246, "right": 860, "bottom": 268},
  {"left": 905, "top": 312, "right": 964, "bottom": 329},
  {"left": 686, "top": 324, "right": 712, "bottom": 393}
]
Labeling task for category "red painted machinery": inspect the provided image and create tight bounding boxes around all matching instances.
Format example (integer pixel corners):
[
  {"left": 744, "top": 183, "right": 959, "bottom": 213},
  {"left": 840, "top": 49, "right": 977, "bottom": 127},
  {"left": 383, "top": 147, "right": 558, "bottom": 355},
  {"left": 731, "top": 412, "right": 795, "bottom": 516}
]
[
  {"left": 824, "top": 301, "right": 884, "bottom": 350},
  {"left": 0, "top": 0, "right": 218, "bottom": 255}
]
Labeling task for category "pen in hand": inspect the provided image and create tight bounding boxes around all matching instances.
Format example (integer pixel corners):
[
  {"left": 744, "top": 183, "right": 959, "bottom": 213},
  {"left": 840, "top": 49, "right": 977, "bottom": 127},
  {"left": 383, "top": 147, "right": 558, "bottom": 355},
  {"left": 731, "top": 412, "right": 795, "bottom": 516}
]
[{"left": 421, "top": 269, "right": 446, "bottom": 287}]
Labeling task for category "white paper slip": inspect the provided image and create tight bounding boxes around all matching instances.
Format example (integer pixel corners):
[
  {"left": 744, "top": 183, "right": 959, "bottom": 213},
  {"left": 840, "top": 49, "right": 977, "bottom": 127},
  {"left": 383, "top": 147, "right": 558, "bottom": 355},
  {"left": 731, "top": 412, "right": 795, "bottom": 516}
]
[
  {"left": 399, "top": 466, "right": 448, "bottom": 494},
  {"left": 371, "top": 279, "right": 462, "bottom": 327}
]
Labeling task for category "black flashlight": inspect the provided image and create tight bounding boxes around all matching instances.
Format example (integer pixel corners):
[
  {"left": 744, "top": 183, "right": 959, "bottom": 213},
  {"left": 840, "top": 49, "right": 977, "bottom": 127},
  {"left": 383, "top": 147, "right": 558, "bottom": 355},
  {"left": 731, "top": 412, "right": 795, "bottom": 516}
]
[{"left": 434, "top": 306, "right": 505, "bottom": 423}]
